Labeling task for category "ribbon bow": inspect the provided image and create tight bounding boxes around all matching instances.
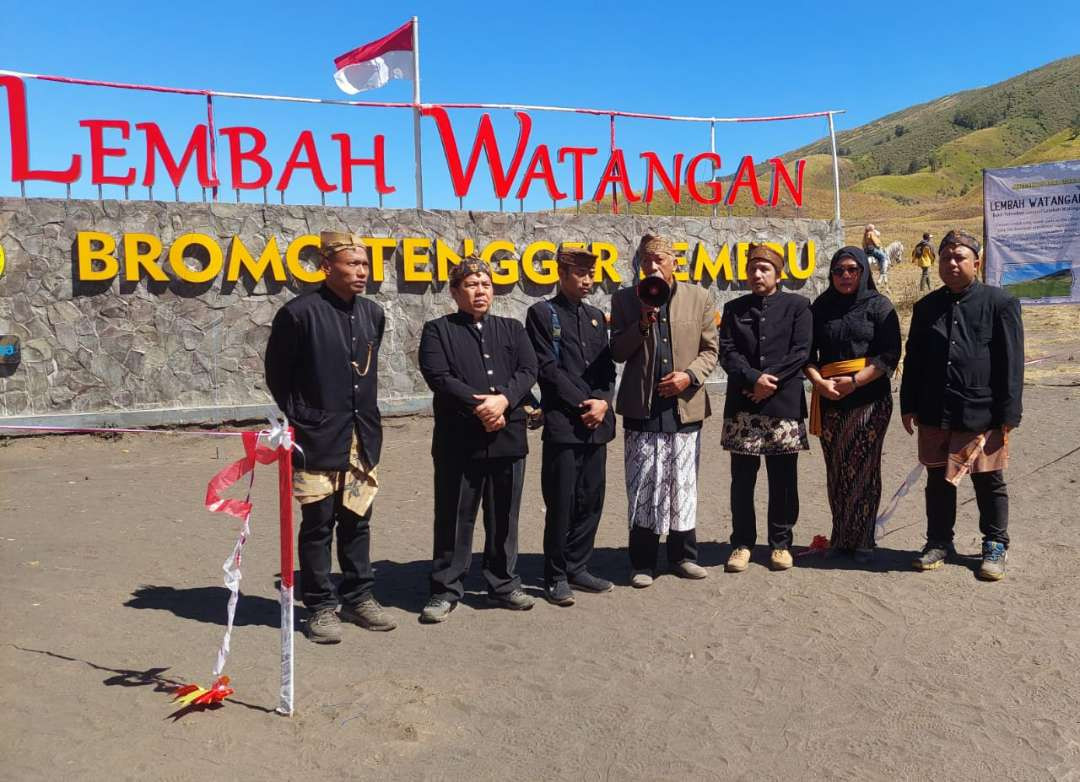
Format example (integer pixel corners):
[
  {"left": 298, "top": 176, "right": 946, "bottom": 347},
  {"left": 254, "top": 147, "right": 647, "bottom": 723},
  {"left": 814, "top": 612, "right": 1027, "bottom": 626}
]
[{"left": 260, "top": 414, "right": 298, "bottom": 453}]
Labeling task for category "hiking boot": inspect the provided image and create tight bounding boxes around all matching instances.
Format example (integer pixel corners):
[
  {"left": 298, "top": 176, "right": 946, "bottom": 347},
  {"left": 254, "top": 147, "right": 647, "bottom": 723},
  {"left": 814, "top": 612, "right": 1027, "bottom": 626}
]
[
  {"left": 420, "top": 597, "right": 455, "bottom": 624},
  {"left": 488, "top": 589, "right": 535, "bottom": 611},
  {"left": 912, "top": 542, "right": 954, "bottom": 572},
  {"left": 725, "top": 546, "right": 751, "bottom": 573},
  {"left": 977, "top": 541, "right": 1008, "bottom": 581},
  {"left": 306, "top": 606, "right": 342, "bottom": 644},
  {"left": 568, "top": 571, "right": 614, "bottom": 593},
  {"left": 544, "top": 580, "right": 575, "bottom": 607},
  {"left": 672, "top": 560, "right": 709, "bottom": 579},
  {"left": 770, "top": 548, "right": 794, "bottom": 571},
  {"left": 340, "top": 597, "right": 397, "bottom": 632},
  {"left": 630, "top": 571, "right": 654, "bottom": 588}
]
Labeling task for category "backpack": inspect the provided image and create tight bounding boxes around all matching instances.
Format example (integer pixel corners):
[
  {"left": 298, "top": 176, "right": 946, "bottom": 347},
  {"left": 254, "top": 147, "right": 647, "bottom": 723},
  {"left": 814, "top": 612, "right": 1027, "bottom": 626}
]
[{"left": 546, "top": 301, "right": 563, "bottom": 361}]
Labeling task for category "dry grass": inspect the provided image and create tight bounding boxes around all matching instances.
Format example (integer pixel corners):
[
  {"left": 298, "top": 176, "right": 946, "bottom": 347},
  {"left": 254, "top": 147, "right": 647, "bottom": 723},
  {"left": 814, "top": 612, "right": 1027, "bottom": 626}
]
[{"left": 875, "top": 264, "right": 1080, "bottom": 385}]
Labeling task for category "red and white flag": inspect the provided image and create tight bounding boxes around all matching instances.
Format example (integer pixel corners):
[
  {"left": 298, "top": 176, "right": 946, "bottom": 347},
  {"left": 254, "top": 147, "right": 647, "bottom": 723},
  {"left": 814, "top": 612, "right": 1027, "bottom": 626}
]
[{"left": 333, "top": 20, "right": 415, "bottom": 94}]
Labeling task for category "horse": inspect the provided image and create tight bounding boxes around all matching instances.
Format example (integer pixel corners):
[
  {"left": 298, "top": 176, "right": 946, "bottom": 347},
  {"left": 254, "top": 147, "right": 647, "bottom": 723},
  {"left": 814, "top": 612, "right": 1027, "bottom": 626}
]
[
  {"left": 870, "top": 240, "right": 904, "bottom": 285},
  {"left": 885, "top": 240, "right": 905, "bottom": 267}
]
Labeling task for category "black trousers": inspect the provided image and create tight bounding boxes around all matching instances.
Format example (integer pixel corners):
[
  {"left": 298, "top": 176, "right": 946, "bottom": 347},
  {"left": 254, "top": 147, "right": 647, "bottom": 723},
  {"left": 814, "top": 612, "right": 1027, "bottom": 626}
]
[
  {"left": 629, "top": 526, "right": 697, "bottom": 571},
  {"left": 541, "top": 442, "right": 607, "bottom": 584},
  {"left": 298, "top": 490, "right": 373, "bottom": 612},
  {"left": 729, "top": 452, "right": 799, "bottom": 550},
  {"left": 919, "top": 267, "right": 933, "bottom": 291},
  {"left": 925, "top": 466, "right": 1009, "bottom": 547},
  {"left": 430, "top": 455, "right": 524, "bottom": 602}
]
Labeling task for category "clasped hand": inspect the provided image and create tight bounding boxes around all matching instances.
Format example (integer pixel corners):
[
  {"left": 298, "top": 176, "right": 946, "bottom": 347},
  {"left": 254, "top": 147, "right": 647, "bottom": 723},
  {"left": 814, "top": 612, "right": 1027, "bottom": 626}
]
[
  {"left": 817, "top": 375, "right": 856, "bottom": 401},
  {"left": 742, "top": 373, "right": 778, "bottom": 404},
  {"left": 579, "top": 398, "right": 608, "bottom": 430},
  {"left": 473, "top": 393, "right": 509, "bottom": 432}
]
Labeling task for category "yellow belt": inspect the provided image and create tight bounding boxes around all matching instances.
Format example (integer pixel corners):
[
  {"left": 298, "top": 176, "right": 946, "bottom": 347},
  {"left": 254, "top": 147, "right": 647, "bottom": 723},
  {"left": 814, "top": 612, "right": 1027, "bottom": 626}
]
[{"left": 808, "top": 358, "right": 868, "bottom": 436}]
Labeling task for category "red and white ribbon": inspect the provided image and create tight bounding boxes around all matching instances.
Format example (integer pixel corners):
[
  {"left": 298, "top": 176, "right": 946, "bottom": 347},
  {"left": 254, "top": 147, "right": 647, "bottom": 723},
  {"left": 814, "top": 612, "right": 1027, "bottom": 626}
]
[
  {"left": 203, "top": 417, "right": 297, "bottom": 714},
  {"left": 874, "top": 463, "right": 925, "bottom": 541}
]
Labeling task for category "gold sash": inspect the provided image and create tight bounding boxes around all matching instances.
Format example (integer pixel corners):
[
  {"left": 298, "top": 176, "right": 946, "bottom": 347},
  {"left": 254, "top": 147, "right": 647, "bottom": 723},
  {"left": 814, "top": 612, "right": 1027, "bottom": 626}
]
[{"left": 808, "top": 358, "right": 868, "bottom": 436}]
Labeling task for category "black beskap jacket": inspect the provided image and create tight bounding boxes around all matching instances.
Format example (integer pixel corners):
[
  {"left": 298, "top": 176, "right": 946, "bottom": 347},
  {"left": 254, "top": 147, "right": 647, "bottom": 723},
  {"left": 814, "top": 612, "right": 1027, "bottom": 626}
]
[
  {"left": 264, "top": 287, "right": 384, "bottom": 471},
  {"left": 718, "top": 290, "right": 812, "bottom": 420},
  {"left": 900, "top": 281, "right": 1024, "bottom": 431},
  {"left": 418, "top": 311, "right": 538, "bottom": 460},
  {"left": 525, "top": 294, "right": 615, "bottom": 445}
]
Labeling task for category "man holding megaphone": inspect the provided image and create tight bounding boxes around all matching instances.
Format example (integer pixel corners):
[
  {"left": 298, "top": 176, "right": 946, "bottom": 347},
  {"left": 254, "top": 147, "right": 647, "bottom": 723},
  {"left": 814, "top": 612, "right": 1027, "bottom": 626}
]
[{"left": 610, "top": 232, "right": 719, "bottom": 587}]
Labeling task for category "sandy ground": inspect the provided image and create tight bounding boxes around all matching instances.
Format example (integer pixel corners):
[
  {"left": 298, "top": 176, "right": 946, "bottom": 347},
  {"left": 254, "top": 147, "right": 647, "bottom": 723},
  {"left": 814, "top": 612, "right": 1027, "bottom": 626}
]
[{"left": 2, "top": 377, "right": 1080, "bottom": 779}]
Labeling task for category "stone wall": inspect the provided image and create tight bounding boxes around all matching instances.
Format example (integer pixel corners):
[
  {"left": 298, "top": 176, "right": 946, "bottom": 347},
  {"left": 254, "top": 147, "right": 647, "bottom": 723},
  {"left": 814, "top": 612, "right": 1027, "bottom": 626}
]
[{"left": 0, "top": 198, "right": 837, "bottom": 425}]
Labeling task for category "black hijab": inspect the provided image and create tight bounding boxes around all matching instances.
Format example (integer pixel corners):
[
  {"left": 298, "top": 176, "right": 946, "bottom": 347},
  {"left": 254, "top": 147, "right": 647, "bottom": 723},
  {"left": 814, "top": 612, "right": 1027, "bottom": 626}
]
[{"left": 812, "top": 246, "right": 878, "bottom": 316}]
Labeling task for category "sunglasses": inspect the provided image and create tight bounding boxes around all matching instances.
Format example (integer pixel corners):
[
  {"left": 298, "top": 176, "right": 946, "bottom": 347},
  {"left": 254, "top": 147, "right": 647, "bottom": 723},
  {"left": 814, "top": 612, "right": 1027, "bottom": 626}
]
[{"left": 832, "top": 266, "right": 861, "bottom": 277}]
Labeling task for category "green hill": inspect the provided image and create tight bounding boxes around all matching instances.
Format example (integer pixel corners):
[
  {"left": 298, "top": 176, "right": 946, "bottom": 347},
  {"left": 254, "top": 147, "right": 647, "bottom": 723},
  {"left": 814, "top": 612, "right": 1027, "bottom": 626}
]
[
  {"left": 789, "top": 55, "right": 1080, "bottom": 181},
  {"left": 603, "top": 54, "right": 1080, "bottom": 259}
]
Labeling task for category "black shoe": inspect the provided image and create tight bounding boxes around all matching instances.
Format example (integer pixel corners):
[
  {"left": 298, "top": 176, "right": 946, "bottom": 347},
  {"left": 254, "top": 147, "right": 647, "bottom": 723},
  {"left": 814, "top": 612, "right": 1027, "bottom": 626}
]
[
  {"left": 487, "top": 588, "right": 535, "bottom": 611},
  {"left": 912, "top": 542, "right": 955, "bottom": 571},
  {"left": 544, "top": 580, "right": 575, "bottom": 606},
  {"left": 420, "top": 597, "right": 455, "bottom": 624},
  {"left": 568, "top": 571, "right": 614, "bottom": 593}
]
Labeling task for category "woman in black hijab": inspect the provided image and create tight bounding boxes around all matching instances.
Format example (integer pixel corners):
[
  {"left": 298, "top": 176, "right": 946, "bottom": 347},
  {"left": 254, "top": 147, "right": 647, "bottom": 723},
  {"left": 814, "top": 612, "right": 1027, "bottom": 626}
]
[{"left": 805, "top": 247, "right": 901, "bottom": 561}]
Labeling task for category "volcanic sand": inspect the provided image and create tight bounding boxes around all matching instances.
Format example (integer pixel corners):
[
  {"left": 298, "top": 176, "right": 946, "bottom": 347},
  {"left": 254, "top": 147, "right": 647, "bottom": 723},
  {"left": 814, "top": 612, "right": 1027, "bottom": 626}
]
[{"left": 2, "top": 387, "right": 1079, "bottom": 780}]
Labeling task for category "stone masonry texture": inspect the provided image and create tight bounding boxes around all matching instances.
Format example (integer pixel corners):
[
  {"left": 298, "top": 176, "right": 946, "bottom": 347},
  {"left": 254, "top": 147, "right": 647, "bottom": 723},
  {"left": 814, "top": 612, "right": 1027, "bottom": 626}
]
[{"left": 0, "top": 198, "right": 836, "bottom": 422}]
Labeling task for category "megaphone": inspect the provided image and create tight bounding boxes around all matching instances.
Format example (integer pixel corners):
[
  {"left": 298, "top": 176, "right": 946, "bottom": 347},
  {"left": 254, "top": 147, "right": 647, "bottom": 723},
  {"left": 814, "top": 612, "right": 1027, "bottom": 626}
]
[{"left": 636, "top": 274, "right": 671, "bottom": 308}]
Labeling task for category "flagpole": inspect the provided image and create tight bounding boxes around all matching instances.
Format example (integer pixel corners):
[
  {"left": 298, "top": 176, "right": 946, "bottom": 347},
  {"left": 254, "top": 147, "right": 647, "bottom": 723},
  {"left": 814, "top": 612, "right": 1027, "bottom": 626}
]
[{"left": 411, "top": 16, "right": 424, "bottom": 210}]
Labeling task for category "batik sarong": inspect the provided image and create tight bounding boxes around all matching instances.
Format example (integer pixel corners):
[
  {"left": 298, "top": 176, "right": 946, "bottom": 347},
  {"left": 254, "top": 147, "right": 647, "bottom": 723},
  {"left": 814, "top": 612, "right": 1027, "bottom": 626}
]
[
  {"left": 820, "top": 396, "right": 892, "bottom": 549},
  {"left": 624, "top": 429, "right": 700, "bottom": 535}
]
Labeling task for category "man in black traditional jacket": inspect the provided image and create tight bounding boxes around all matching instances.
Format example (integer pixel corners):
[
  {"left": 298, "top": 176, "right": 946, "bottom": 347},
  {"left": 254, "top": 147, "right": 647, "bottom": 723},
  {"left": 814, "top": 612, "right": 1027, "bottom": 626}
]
[
  {"left": 265, "top": 231, "right": 395, "bottom": 644},
  {"left": 525, "top": 247, "right": 616, "bottom": 606},
  {"left": 718, "top": 243, "right": 812, "bottom": 573},
  {"left": 417, "top": 257, "right": 539, "bottom": 623},
  {"left": 901, "top": 229, "right": 1024, "bottom": 581}
]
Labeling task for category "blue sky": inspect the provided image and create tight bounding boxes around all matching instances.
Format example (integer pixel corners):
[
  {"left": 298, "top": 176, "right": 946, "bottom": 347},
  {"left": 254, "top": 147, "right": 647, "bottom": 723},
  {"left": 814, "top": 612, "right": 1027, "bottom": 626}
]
[
  {"left": 1003, "top": 260, "right": 1072, "bottom": 283},
  {"left": 2, "top": 0, "right": 1078, "bottom": 211}
]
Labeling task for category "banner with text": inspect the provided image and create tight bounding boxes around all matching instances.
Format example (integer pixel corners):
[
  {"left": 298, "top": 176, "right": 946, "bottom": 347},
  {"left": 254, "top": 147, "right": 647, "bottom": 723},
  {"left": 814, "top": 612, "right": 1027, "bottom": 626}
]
[{"left": 984, "top": 159, "right": 1080, "bottom": 305}]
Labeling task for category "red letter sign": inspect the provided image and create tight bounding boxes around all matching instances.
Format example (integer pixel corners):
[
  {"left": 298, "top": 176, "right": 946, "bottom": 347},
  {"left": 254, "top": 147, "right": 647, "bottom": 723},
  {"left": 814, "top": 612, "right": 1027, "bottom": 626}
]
[
  {"left": 592, "top": 149, "right": 639, "bottom": 203},
  {"left": 1, "top": 75, "right": 81, "bottom": 184},
  {"left": 276, "top": 131, "right": 336, "bottom": 193},
  {"left": 515, "top": 145, "right": 566, "bottom": 201},
  {"left": 422, "top": 107, "right": 532, "bottom": 199},
  {"left": 79, "top": 120, "right": 136, "bottom": 186},
  {"left": 768, "top": 157, "right": 805, "bottom": 208},
  {"left": 686, "top": 153, "right": 722, "bottom": 205},
  {"left": 331, "top": 133, "right": 395, "bottom": 195},
  {"left": 557, "top": 147, "right": 598, "bottom": 202},
  {"left": 136, "top": 123, "right": 216, "bottom": 188},
  {"left": 725, "top": 155, "right": 765, "bottom": 207},
  {"left": 641, "top": 152, "right": 683, "bottom": 204},
  {"left": 218, "top": 126, "right": 273, "bottom": 190}
]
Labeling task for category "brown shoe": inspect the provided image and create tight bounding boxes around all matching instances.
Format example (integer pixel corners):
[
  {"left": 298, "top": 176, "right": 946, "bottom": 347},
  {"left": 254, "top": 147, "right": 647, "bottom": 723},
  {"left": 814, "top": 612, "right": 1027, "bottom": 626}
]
[
  {"left": 306, "top": 606, "right": 342, "bottom": 644},
  {"left": 725, "top": 546, "right": 751, "bottom": 573},
  {"left": 340, "top": 597, "right": 397, "bottom": 631},
  {"left": 770, "top": 548, "right": 794, "bottom": 571}
]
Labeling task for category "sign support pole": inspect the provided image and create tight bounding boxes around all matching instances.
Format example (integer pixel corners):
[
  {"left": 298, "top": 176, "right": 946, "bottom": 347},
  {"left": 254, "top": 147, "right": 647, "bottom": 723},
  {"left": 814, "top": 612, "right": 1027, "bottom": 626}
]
[
  {"left": 411, "top": 16, "right": 424, "bottom": 211},
  {"left": 827, "top": 111, "right": 842, "bottom": 241},
  {"left": 609, "top": 114, "right": 618, "bottom": 215},
  {"left": 710, "top": 121, "right": 717, "bottom": 219},
  {"left": 275, "top": 430, "right": 295, "bottom": 716}
]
